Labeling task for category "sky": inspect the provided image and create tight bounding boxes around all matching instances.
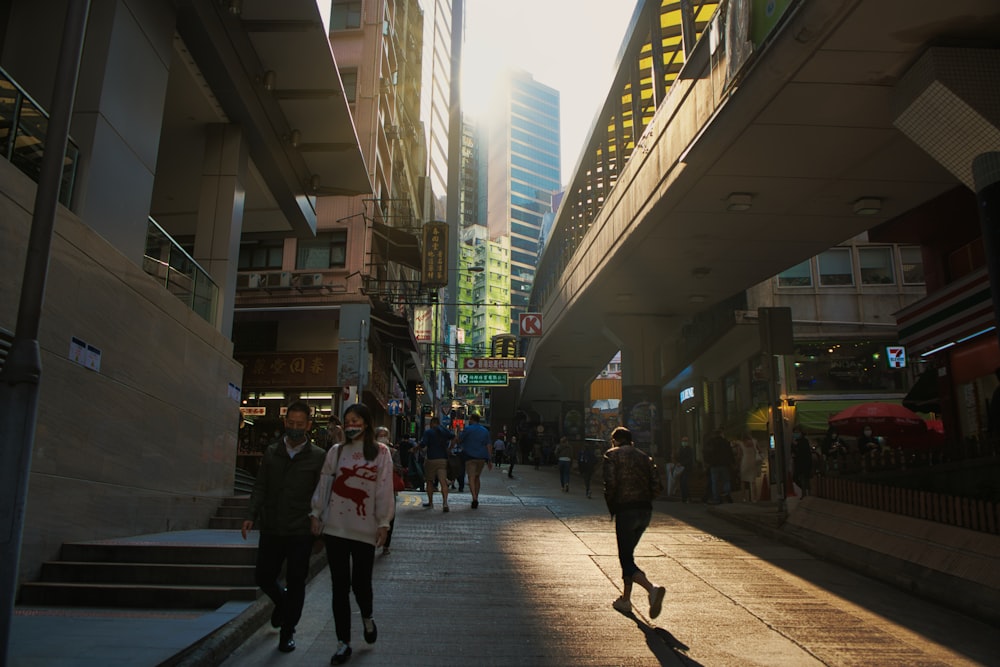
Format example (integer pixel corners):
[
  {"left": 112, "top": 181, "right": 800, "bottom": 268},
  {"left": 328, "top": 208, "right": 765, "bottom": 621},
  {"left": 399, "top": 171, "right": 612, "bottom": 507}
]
[{"left": 461, "top": 1, "right": 639, "bottom": 186}]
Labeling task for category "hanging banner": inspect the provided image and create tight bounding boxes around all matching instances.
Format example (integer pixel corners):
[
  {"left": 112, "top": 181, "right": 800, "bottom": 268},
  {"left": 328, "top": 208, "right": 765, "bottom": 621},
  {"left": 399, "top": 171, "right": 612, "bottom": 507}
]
[{"left": 414, "top": 305, "right": 433, "bottom": 342}]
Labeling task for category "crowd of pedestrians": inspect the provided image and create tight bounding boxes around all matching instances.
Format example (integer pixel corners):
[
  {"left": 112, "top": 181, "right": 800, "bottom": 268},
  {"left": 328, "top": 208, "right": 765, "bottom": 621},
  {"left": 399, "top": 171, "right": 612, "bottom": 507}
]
[{"left": 241, "top": 406, "right": 680, "bottom": 662}]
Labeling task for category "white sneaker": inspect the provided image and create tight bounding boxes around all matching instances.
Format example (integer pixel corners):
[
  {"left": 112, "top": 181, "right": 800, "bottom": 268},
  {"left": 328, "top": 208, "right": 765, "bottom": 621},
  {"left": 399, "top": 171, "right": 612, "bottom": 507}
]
[
  {"left": 649, "top": 586, "right": 666, "bottom": 619},
  {"left": 612, "top": 596, "right": 632, "bottom": 613}
]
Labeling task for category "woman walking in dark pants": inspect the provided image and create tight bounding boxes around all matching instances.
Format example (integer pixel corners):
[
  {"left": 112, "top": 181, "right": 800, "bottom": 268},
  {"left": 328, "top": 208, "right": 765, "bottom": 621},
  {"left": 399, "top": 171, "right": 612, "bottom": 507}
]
[{"left": 311, "top": 404, "right": 395, "bottom": 664}]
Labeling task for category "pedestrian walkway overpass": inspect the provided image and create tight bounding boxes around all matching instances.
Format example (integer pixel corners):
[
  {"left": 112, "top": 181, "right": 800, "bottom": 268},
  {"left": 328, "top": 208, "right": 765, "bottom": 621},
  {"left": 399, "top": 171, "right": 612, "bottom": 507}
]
[{"left": 520, "top": 0, "right": 1000, "bottom": 414}]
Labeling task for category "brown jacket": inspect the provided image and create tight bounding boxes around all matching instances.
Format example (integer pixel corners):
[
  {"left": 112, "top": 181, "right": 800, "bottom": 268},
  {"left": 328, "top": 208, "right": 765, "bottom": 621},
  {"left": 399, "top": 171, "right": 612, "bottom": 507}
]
[{"left": 603, "top": 444, "right": 662, "bottom": 514}]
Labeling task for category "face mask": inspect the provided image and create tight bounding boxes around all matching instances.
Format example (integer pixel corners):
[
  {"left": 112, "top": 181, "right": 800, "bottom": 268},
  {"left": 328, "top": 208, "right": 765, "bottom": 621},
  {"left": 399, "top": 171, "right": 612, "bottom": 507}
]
[
  {"left": 344, "top": 427, "right": 364, "bottom": 440},
  {"left": 681, "top": 440, "right": 689, "bottom": 446},
  {"left": 285, "top": 428, "right": 307, "bottom": 440}
]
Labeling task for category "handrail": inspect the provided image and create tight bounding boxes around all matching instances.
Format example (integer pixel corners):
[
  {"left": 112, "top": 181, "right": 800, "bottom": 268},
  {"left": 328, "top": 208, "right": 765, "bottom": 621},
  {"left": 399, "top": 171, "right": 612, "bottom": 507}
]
[
  {"left": 143, "top": 217, "right": 219, "bottom": 326},
  {"left": 0, "top": 65, "right": 79, "bottom": 207}
]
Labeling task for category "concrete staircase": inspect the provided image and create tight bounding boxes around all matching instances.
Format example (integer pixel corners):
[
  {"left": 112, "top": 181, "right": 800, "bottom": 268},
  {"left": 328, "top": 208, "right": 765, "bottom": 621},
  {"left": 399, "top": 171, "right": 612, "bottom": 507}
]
[
  {"left": 19, "top": 496, "right": 259, "bottom": 609},
  {"left": 209, "top": 495, "right": 250, "bottom": 529}
]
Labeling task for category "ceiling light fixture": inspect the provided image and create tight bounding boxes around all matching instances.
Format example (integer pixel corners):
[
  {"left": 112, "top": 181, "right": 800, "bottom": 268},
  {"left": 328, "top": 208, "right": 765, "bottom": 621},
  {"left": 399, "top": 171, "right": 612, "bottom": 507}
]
[
  {"left": 689, "top": 294, "right": 706, "bottom": 303},
  {"left": 726, "top": 192, "right": 753, "bottom": 212},
  {"left": 691, "top": 267, "right": 711, "bottom": 279},
  {"left": 262, "top": 70, "right": 277, "bottom": 92},
  {"left": 852, "top": 197, "right": 882, "bottom": 216}
]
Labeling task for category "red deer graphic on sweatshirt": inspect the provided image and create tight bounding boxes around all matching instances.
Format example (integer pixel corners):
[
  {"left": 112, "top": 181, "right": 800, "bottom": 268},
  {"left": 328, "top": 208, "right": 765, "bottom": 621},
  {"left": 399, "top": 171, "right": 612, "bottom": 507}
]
[{"left": 332, "top": 462, "right": 377, "bottom": 517}]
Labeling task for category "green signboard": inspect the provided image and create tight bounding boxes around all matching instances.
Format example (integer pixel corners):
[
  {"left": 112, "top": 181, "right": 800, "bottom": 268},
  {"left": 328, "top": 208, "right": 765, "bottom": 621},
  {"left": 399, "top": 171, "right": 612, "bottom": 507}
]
[{"left": 456, "top": 371, "right": 509, "bottom": 386}]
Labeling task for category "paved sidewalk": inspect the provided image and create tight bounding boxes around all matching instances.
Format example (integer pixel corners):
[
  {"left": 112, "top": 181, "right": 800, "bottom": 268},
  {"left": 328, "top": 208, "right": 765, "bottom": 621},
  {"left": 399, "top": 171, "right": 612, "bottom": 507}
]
[{"left": 9, "top": 463, "right": 999, "bottom": 666}]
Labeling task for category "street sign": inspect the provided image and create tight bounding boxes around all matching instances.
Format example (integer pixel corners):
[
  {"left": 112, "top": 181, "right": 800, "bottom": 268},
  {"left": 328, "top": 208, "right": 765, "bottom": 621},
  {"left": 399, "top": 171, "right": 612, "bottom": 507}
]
[
  {"left": 519, "top": 312, "right": 543, "bottom": 337},
  {"left": 387, "top": 398, "right": 403, "bottom": 415},
  {"left": 457, "top": 371, "right": 509, "bottom": 386},
  {"left": 462, "top": 356, "right": 525, "bottom": 377}
]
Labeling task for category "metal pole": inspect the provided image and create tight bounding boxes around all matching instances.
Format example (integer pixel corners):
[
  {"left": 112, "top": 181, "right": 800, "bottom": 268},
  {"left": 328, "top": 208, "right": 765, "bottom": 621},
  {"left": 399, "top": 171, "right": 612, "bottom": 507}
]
[{"left": 0, "top": 0, "right": 90, "bottom": 660}]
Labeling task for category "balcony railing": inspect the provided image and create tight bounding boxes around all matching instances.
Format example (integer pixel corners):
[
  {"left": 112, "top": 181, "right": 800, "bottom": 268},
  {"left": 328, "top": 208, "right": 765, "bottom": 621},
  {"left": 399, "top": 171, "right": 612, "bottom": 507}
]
[
  {"left": 143, "top": 218, "right": 218, "bottom": 326},
  {"left": 0, "top": 66, "right": 79, "bottom": 207}
]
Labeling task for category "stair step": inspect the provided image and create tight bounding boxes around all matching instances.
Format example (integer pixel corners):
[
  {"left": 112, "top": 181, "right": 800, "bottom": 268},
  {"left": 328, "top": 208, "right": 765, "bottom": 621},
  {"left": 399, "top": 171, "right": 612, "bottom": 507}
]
[
  {"left": 208, "top": 517, "right": 245, "bottom": 529},
  {"left": 59, "top": 543, "right": 257, "bottom": 566},
  {"left": 38, "top": 561, "right": 255, "bottom": 587},
  {"left": 214, "top": 506, "right": 247, "bottom": 518},
  {"left": 18, "top": 582, "right": 260, "bottom": 609},
  {"left": 221, "top": 495, "right": 250, "bottom": 507}
]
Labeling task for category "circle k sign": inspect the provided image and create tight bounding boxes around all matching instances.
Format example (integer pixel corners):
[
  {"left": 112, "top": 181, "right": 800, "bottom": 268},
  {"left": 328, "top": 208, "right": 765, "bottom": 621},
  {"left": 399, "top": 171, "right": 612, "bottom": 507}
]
[{"left": 519, "top": 312, "right": 543, "bottom": 337}]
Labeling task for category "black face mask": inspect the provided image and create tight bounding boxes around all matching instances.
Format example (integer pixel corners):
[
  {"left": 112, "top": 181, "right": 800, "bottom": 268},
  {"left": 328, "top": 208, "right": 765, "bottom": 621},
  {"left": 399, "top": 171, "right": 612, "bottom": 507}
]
[{"left": 286, "top": 428, "right": 307, "bottom": 440}]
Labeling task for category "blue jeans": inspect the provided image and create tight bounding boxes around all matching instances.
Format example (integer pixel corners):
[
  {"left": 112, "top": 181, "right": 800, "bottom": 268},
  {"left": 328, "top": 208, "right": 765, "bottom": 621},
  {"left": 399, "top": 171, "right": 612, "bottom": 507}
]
[
  {"left": 558, "top": 459, "right": 571, "bottom": 487},
  {"left": 614, "top": 507, "right": 652, "bottom": 580}
]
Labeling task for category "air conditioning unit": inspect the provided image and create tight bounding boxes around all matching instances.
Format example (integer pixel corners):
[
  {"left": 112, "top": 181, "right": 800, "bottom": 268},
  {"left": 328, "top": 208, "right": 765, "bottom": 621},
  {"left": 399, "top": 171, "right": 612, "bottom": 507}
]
[
  {"left": 262, "top": 271, "right": 291, "bottom": 288},
  {"left": 236, "top": 272, "right": 264, "bottom": 289},
  {"left": 298, "top": 273, "right": 324, "bottom": 288}
]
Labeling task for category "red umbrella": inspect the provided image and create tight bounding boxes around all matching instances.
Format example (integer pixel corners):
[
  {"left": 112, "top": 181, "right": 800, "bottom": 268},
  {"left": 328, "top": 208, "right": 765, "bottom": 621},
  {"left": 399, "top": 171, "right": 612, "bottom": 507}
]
[{"left": 827, "top": 402, "right": 925, "bottom": 437}]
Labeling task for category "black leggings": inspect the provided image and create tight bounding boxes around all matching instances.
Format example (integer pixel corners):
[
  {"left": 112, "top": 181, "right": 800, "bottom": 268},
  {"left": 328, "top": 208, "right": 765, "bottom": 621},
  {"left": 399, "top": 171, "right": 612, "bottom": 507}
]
[{"left": 323, "top": 534, "right": 376, "bottom": 644}]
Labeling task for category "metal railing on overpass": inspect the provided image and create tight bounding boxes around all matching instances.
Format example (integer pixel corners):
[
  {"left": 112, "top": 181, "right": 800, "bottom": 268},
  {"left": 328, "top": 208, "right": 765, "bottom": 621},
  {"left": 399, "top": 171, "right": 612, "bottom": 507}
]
[
  {"left": 143, "top": 217, "right": 219, "bottom": 326},
  {"left": 0, "top": 65, "right": 79, "bottom": 208}
]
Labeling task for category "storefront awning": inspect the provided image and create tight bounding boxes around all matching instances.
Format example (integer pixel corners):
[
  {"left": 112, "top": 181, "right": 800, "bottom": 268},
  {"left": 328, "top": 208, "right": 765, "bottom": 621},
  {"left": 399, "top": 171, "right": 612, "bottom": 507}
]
[
  {"left": 895, "top": 267, "right": 995, "bottom": 355},
  {"left": 371, "top": 221, "right": 422, "bottom": 271},
  {"left": 793, "top": 399, "right": 880, "bottom": 434},
  {"left": 370, "top": 302, "right": 419, "bottom": 354}
]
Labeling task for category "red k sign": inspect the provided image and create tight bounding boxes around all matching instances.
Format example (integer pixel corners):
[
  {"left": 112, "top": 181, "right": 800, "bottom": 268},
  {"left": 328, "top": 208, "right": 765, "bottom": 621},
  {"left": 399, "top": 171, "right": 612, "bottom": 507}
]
[{"left": 519, "top": 312, "right": 543, "bottom": 337}]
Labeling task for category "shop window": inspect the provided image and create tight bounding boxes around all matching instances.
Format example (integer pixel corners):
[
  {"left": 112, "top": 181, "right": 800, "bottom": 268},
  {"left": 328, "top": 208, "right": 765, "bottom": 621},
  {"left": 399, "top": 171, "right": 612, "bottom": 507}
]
[
  {"left": 859, "top": 246, "right": 895, "bottom": 285},
  {"left": 777, "top": 260, "right": 812, "bottom": 287},
  {"left": 818, "top": 248, "right": 853, "bottom": 286},
  {"left": 239, "top": 240, "right": 283, "bottom": 270},
  {"left": 899, "top": 246, "right": 925, "bottom": 285},
  {"left": 331, "top": 1, "right": 362, "bottom": 30},
  {"left": 791, "top": 340, "right": 905, "bottom": 393},
  {"left": 297, "top": 231, "right": 347, "bottom": 269}
]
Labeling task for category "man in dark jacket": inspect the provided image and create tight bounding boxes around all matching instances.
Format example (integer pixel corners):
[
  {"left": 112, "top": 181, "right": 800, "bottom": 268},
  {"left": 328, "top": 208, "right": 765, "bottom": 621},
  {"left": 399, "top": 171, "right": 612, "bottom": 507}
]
[
  {"left": 704, "top": 428, "right": 734, "bottom": 504},
  {"left": 603, "top": 426, "right": 666, "bottom": 619},
  {"left": 242, "top": 401, "right": 326, "bottom": 653}
]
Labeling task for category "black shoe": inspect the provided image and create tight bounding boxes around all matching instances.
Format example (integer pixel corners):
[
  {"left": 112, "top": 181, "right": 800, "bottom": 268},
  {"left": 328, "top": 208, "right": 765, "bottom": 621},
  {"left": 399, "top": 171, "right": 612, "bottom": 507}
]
[
  {"left": 331, "top": 642, "right": 352, "bottom": 664},
  {"left": 270, "top": 589, "right": 286, "bottom": 628},
  {"left": 363, "top": 617, "right": 378, "bottom": 644},
  {"left": 278, "top": 631, "right": 295, "bottom": 653},
  {"left": 471, "top": 499, "right": 479, "bottom": 509}
]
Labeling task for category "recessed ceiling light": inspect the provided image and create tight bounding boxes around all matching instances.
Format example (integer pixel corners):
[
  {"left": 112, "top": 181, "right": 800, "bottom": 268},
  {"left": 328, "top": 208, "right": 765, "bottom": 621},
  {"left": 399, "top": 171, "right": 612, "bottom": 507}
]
[
  {"left": 726, "top": 192, "right": 753, "bottom": 212},
  {"left": 689, "top": 294, "right": 706, "bottom": 303},
  {"left": 852, "top": 197, "right": 882, "bottom": 216}
]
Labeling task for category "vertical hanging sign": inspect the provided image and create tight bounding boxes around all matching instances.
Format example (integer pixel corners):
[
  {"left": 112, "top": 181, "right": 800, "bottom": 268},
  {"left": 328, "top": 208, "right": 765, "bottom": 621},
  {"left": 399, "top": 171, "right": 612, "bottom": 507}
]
[{"left": 421, "top": 221, "right": 449, "bottom": 288}]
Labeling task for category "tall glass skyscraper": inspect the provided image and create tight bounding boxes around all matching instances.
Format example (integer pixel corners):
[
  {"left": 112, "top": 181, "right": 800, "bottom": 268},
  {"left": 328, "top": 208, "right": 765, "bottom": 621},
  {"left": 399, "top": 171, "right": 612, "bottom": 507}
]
[{"left": 484, "top": 70, "right": 561, "bottom": 332}]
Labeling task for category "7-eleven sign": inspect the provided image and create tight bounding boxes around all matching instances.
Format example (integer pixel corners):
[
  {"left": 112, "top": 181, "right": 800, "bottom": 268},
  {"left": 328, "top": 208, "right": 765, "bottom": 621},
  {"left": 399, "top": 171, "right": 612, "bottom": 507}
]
[{"left": 886, "top": 346, "right": 906, "bottom": 368}]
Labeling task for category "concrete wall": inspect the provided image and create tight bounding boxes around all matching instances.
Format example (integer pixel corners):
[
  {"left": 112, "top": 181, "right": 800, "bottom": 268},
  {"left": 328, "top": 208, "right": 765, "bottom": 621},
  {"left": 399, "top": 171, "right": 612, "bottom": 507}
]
[{"left": 1, "top": 159, "right": 242, "bottom": 587}]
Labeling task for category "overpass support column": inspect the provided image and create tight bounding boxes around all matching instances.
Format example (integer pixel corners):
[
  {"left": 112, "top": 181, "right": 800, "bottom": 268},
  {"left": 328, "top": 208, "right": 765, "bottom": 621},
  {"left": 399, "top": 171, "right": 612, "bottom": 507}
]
[
  {"left": 193, "top": 123, "right": 248, "bottom": 338},
  {"left": 602, "top": 316, "right": 675, "bottom": 459},
  {"left": 549, "top": 366, "right": 595, "bottom": 444}
]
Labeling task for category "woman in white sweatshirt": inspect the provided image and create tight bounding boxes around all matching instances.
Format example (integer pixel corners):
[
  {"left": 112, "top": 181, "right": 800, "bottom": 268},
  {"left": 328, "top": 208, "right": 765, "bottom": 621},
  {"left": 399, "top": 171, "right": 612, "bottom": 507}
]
[{"left": 311, "top": 403, "right": 394, "bottom": 665}]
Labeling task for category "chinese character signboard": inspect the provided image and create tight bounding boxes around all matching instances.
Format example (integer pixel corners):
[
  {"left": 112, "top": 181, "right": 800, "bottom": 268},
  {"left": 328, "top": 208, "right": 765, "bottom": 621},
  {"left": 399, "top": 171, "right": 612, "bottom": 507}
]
[
  {"left": 236, "top": 351, "right": 339, "bottom": 389},
  {"left": 457, "top": 371, "right": 509, "bottom": 386},
  {"left": 422, "top": 222, "right": 449, "bottom": 288},
  {"left": 462, "top": 356, "right": 526, "bottom": 378}
]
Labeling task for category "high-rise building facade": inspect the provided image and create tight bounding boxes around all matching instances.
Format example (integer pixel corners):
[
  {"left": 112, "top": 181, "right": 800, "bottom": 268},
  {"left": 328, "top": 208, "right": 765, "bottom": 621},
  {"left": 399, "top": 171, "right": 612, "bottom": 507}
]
[
  {"left": 420, "top": 0, "right": 453, "bottom": 222},
  {"left": 483, "top": 70, "right": 561, "bottom": 332}
]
